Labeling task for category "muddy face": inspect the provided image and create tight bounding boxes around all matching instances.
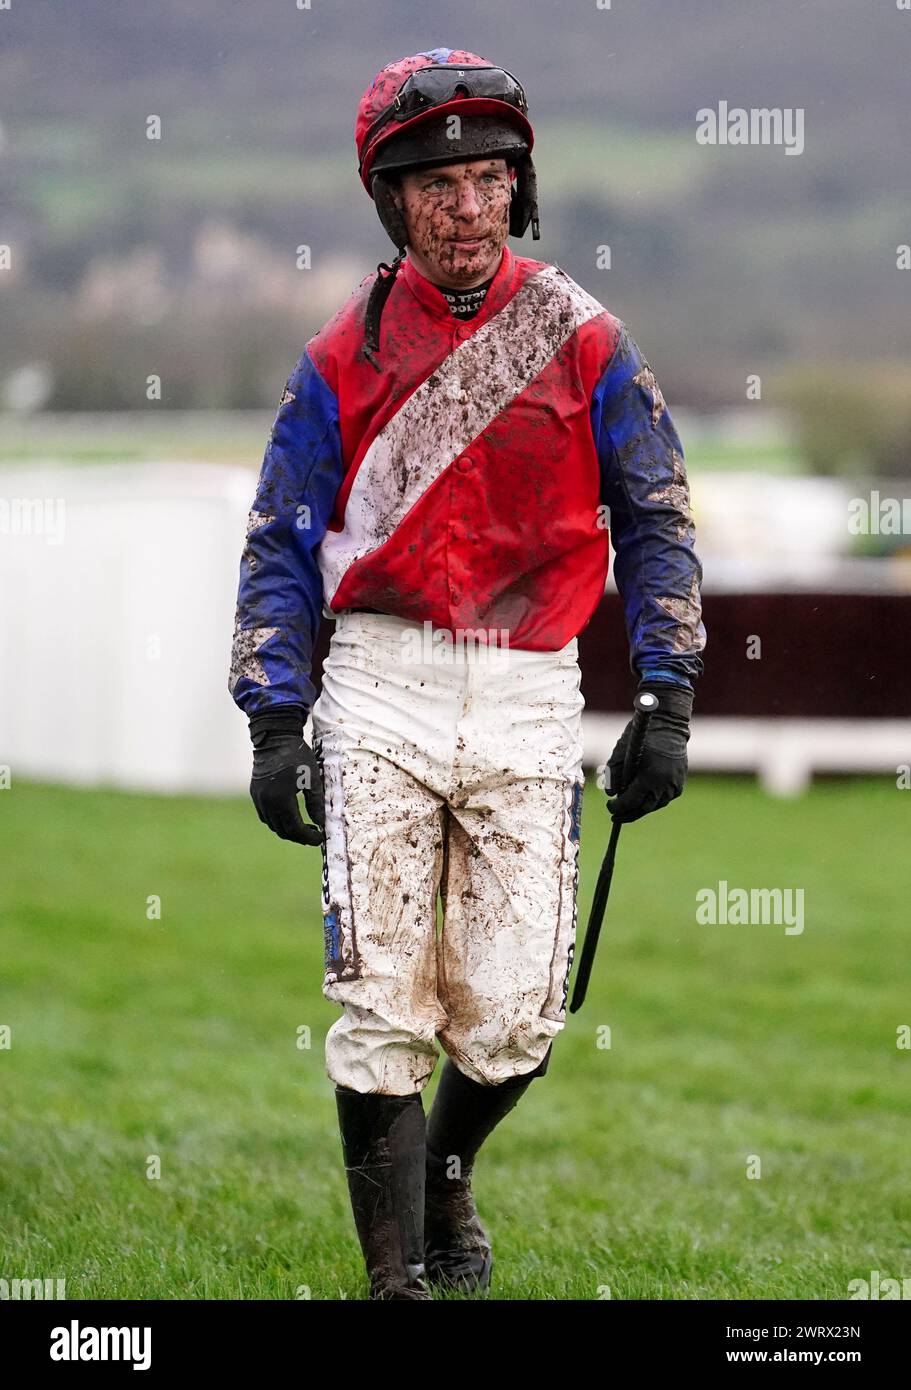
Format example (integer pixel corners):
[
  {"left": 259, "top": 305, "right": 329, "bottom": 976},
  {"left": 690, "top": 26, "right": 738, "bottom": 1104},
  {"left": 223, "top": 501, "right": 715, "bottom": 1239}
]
[{"left": 394, "top": 158, "right": 514, "bottom": 288}]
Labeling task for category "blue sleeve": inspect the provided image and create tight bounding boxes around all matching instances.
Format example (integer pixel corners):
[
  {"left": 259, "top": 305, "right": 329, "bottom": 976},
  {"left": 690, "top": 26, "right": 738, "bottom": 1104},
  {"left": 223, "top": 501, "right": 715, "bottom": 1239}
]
[
  {"left": 228, "top": 348, "right": 344, "bottom": 717},
  {"left": 591, "top": 324, "right": 706, "bottom": 691}
]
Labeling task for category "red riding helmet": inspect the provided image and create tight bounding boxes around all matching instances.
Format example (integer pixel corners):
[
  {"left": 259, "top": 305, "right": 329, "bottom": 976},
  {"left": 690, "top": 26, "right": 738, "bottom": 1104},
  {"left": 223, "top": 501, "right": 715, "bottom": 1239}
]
[{"left": 355, "top": 48, "right": 540, "bottom": 248}]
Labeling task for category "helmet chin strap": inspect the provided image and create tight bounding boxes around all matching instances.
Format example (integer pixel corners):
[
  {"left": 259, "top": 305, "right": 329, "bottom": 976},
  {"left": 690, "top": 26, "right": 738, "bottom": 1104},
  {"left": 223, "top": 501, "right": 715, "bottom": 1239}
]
[{"left": 362, "top": 247, "right": 407, "bottom": 372}]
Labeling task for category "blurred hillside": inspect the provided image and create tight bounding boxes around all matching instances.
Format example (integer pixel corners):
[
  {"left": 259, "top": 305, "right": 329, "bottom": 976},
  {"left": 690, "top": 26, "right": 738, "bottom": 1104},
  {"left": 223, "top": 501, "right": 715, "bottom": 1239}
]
[{"left": 1, "top": 0, "right": 910, "bottom": 418}]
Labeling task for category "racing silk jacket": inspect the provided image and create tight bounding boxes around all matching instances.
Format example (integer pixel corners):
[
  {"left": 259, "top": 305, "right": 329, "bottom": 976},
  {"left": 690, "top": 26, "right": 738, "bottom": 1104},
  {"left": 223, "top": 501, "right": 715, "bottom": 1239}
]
[{"left": 229, "top": 243, "right": 705, "bottom": 718}]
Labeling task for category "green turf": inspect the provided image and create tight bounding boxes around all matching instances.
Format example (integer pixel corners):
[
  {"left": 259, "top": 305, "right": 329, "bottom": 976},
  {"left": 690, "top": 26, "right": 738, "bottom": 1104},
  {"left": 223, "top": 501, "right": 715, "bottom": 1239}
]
[
  {"left": 0, "top": 777, "right": 907, "bottom": 1300},
  {"left": 0, "top": 414, "right": 799, "bottom": 474},
  {"left": 683, "top": 440, "right": 798, "bottom": 474},
  {"left": 0, "top": 413, "right": 270, "bottom": 465}
]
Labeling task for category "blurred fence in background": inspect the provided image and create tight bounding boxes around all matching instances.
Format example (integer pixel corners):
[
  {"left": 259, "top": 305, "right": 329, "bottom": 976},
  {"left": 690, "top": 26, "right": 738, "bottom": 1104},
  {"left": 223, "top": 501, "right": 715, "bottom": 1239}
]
[
  {"left": 1, "top": 435, "right": 909, "bottom": 796},
  {"left": 0, "top": 461, "right": 253, "bottom": 794}
]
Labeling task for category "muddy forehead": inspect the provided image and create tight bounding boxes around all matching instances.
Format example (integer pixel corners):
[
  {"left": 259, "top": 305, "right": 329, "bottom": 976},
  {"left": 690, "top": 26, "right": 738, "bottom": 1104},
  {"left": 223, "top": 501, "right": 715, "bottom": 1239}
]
[{"left": 416, "top": 160, "right": 507, "bottom": 179}]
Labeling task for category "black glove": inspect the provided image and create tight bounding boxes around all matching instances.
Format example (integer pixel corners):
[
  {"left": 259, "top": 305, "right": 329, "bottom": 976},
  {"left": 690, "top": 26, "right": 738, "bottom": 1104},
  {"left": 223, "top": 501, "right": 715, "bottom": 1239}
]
[
  {"left": 248, "top": 706, "right": 325, "bottom": 847},
  {"left": 606, "top": 682, "right": 693, "bottom": 824}
]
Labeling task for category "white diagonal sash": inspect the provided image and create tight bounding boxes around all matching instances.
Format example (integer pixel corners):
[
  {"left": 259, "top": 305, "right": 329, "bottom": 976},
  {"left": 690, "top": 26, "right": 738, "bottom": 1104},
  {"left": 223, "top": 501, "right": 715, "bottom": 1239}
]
[{"left": 318, "top": 264, "right": 606, "bottom": 602}]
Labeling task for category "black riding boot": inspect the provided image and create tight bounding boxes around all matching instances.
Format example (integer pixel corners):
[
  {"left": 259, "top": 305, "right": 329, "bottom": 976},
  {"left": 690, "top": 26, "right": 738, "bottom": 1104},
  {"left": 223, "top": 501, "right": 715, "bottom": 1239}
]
[
  {"left": 335, "top": 1085, "right": 432, "bottom": 1301},
  {"left": 424, "top": 1050, "right": 551, "bottom": 1293}
]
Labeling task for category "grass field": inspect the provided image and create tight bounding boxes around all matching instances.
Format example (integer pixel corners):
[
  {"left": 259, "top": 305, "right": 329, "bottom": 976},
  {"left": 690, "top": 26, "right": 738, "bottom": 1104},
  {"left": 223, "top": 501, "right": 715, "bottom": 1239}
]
[
  {"left": 0, "top": 412, "right": 799, "bottom": 474},
  {"left": 1, "top": 777, "right": 907, "bottom": 1300}
]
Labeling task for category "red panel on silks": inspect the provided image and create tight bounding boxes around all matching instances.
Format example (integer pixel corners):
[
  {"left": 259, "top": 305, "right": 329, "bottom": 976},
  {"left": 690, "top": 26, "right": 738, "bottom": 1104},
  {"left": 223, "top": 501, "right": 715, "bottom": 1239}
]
[{"left": 307, "top": 243, "right": 622, "bottom": 651}]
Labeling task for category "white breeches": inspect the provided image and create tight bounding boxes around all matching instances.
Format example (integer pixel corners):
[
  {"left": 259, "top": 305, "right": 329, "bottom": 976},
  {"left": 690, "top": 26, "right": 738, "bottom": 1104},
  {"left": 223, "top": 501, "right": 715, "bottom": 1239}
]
[{"left": 311, "top": 612, "right": 585, "bottom": 1095}]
